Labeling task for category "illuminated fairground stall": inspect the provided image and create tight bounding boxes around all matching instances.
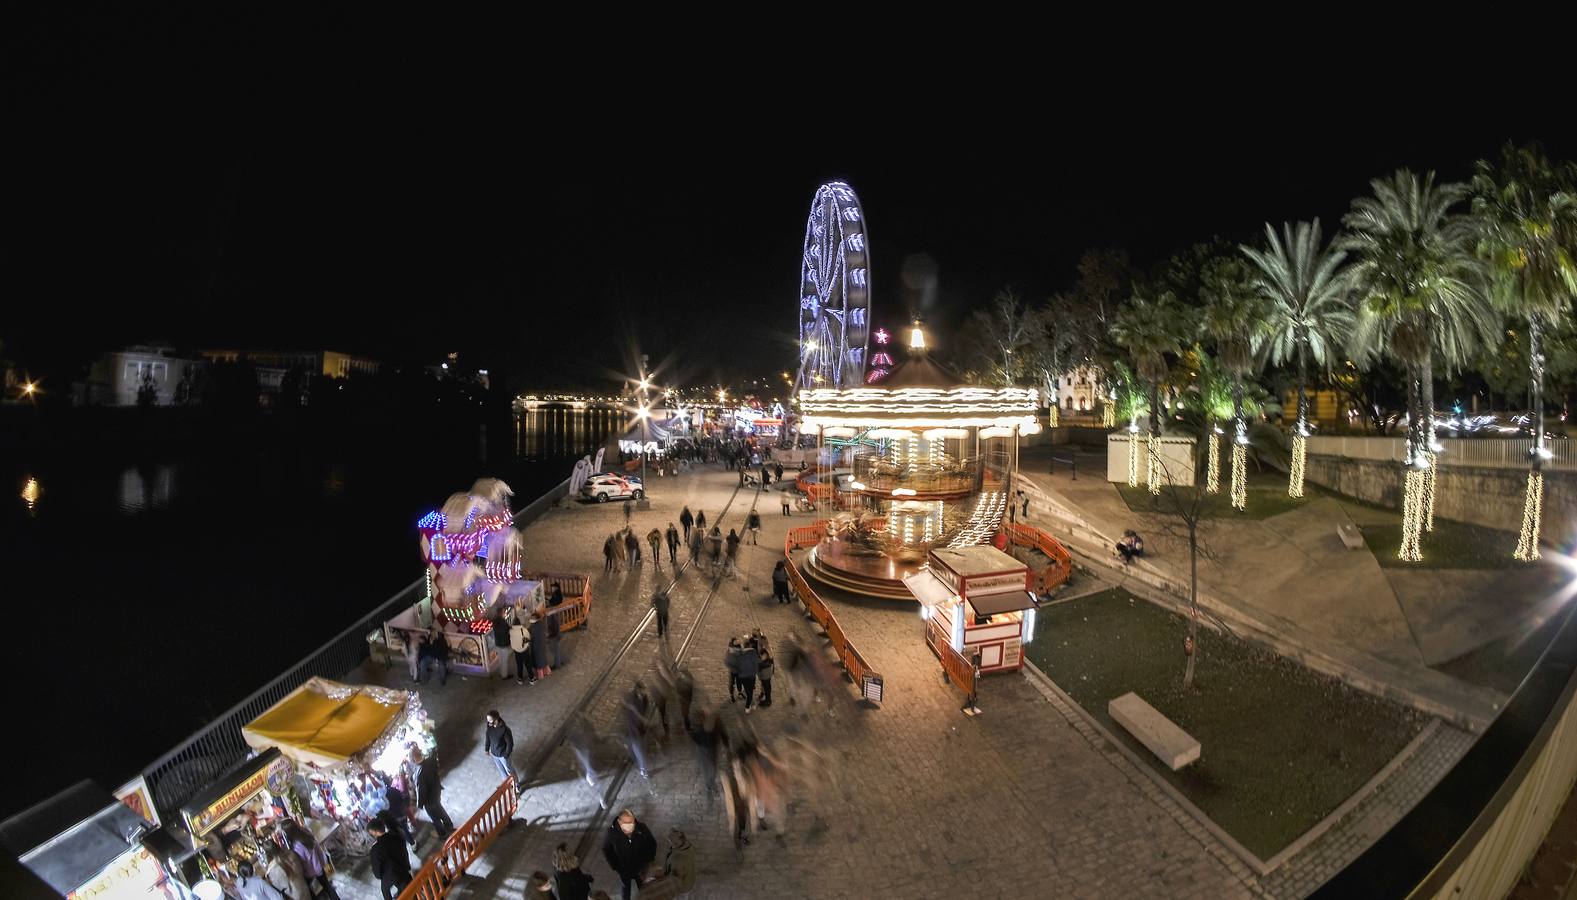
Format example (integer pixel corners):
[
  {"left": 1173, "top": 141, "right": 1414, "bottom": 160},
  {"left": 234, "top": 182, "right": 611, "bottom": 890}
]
[{"left": 795, "top": 324, "right": 1041, "bottom": 601}]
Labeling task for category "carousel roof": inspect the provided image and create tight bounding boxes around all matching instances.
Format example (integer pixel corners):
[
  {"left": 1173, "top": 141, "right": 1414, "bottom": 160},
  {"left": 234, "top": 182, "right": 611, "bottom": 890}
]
[{"left": 877, "top": 354, "right": 965, "bottom": 389}]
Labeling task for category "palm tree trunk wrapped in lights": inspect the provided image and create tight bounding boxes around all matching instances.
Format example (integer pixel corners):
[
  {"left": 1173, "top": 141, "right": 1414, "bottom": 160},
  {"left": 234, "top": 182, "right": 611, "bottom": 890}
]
[
  {"left": 1127, "top": 427, "right": 1140, "bottom": 487},
  {"left": 1147, "top": 432, "right": 1162, "bottom": 495},
  {"left": 1399, "top": 467, "right": 1426, "bottom": 561},
  {"left": 1206, "top": 432, "right": 1221, "bottom": 494},
  {"left": 1515, "top": 470, "right": 1544, "bottom": 561},
  {"left": 1422, "top": 451, "right": 1438, "bottom": 532},
  {"left": 1230, "top": 443, "right": 1248, "bottom": 510},
  {"left": 1102, "top": 402, "right": 1115, "bottom": 429},
  {"left": 1048, "top": 404, "right": 1059, "bottom": 429}
]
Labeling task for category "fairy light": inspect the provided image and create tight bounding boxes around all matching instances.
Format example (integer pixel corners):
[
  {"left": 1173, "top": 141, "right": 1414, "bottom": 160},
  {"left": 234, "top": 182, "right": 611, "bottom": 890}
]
[
  {"left": 1048, "top": 404, "right": 1059, "bottom": 429},
  {"left": 1514, "top": 471, "right": 1543, "bottom": 561},
  {"left": 1398, "top": 468, "right": 1425, "bottom": 561},
  {"left": 1422, "top": 451, "right": 1438, "bottom": 533},
  {"left": 1230, "top": 444, "right": 1247, "bottom": 510},
  {"left": 1146, "top": 433, "right": 1162, "bottom": 495},
  {"left": 1206, "top": 432, "right": 1221, "bottom": 495},
  {"left": 1127, "top": 428, "right": 1139, "bottom": 487},
  {"left": 1288, "top": 435, "right": 1307, "bottom": 499}
]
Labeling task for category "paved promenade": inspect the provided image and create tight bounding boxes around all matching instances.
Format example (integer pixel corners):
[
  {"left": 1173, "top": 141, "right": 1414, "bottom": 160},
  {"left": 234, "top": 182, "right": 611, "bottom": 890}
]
[{"left": 330, "top": 461, "right": 1258, "bottom": 899}]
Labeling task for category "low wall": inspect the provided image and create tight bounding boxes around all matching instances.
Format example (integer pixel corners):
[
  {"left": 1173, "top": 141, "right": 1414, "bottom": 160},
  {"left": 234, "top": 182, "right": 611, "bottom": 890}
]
[{"left": 1303, "top": 454, "right": 1577, "bottom": 544}]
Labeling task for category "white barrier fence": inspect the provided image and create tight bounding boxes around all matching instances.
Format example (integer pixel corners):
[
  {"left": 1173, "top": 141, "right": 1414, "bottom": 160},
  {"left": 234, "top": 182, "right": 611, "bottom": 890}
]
[{"left": 1306, "top": 436, "right": 1575, "bottom": 471}]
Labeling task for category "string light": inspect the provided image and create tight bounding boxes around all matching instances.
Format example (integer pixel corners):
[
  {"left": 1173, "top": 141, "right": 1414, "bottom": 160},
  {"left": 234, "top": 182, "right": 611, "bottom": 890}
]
[
  {"left": 1127, "top": 430, "right": 1139, "bottom": 487},
  {"left": 1206, "top": 432, "right": 1220, "bottom": 495},
  {"left": 1288, "top": 435, "right": 1307, "bottom": 499},
  {"left": 1146, "top": 433, "right": 1162, "bottom": 495},
  {"left": 1230, "top": 444, "right": 1247, "bottom": 510},
  {"left": 1102, "top": 403, "right": 1115, "bottom": 429},
  {"left": 1398, "top": 468, "right": 1425, "bottom": 561},
  {"left": 1422, "top": 452, "right": 1438, "bottom": 533},
  {"left": 1048, "top": 404, "right": 1059, "bottom": 429},
  {"left": 1514, "top": 471, "right": 1543, "bottom": 561}
]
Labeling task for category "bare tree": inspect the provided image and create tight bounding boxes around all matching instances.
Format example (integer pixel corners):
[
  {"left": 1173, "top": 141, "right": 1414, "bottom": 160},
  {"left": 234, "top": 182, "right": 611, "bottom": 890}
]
[
  {"left": 963, "top": 288, "right": 1046, "bottom": 385},
  {"left": 1129, "top": 446, "right": 1220, "bottom": 689}
]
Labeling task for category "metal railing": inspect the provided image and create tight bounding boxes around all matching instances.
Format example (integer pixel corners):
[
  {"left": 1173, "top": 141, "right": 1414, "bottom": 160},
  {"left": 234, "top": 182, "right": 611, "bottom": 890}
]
[
  {"left": 399, "top": 776, "right": 520, "bottom": 900},
  {"left": 783, "top": 524, "right": 882, "bottom": 702},
  {"left": 1306, "top": 435, "right": 1575, "bottom": 471},
  {"left": 139, "top": 476, "right": 572, "bottom": 819}
]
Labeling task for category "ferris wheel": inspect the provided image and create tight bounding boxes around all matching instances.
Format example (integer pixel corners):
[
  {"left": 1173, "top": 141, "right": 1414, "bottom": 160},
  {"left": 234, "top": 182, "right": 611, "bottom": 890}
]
[{"left": 797, "top": 181, "right": 871, "bottom": 393}]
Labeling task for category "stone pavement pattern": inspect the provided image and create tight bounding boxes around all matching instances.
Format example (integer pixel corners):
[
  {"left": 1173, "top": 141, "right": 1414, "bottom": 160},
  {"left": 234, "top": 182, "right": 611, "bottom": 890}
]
[{"left": 325, "top": 461, "right": 1258, "bottom": 899}]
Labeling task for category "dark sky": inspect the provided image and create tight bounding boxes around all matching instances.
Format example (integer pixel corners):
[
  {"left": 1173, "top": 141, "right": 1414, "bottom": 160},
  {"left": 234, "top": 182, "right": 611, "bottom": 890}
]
[{"left": 5, "top": 11, "right": 1573, "bottom": 392}]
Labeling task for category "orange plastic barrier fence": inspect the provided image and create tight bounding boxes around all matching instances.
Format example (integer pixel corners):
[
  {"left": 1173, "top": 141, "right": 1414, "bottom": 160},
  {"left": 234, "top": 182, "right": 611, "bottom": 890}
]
[
  {"left": 783, "top": 524, "right": 883, "bottom": 703},
  {"left": 1001, "top": 523, "right": 1073, "bottom": 594},
  {"left": 925, "top": 616, "right": 976, "bottom": 696},
  {"left": 399, "top": 776, "right": 519, "bottom": 900},
  {"left": 526, "top": 571, "right": 594, "bottom": 631}
]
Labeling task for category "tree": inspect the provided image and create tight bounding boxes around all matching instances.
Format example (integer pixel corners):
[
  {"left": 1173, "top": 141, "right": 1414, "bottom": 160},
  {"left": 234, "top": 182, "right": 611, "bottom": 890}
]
[
  {"left": 1342, "top": 170, "right": 1496, "bottom": 559},
  {"left": 962, "top": 289, "right": 1045, "bottom": 386},
  {"left": 1128, "top": 441, "right": 1219, "bottom": 689},
  {"left": 1241, "top": 220, "right": 1354, "bottom": 498},
  {"left": 1112, "top": 291, "right": 1191, "bottom": 493},
  {"left": 1199, "top": 254, "right": 1268, "bottom": 509},
  {"left": 1108, "top": 361, "right": 1149, "bottom": 487},
  {"left": 1472, "top": 143, "right": 1577, "bottom": 560}
]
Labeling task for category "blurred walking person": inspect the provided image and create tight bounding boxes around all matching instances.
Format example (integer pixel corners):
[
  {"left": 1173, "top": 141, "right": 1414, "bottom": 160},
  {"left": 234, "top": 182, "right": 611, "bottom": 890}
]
[
  {"left": 647, "top": 527, "right": 663, "bottom": 569},
  {"left": 725, "top": 638, "right": 743, "bottom": 703},
  {"left": 410, "top": 746, "right": 454, "bottom": 838},
  {"left": 679, "top": 506, "right": 694, "bottom": 541},
  {"left": 529, "top": 612, "right": 552, "bottom": 679},
  {"left": 746, "top": 509, "right": 761, "bottom": 544},
  {"left": 652, "top": 588, "right": 671, "bottom": 637},
  {"left": 625, "top": 528, "right": 641, "bottom": 565},
  {"left": 665, "top": 829, "right": 698, "bottom": 899},
  {"left": 724, "top": 529, "right": 741, "bottom": 578},
  {"left": 735, "top": 635, "right": 759, "bottom": 713},
  {"left": 757, "top": 648, "right": 774, "bottom": 707},
  {"left": 553, "top": 843, "right": 595, "bottom": 900},
  {"left": 665, "top": 523, "right": 680, "bottom": 565}
]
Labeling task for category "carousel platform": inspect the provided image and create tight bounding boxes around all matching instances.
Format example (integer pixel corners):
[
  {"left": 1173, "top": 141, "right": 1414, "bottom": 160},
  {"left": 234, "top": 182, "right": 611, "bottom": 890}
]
[{"left": 802, "top": 539, "right": 927, "bottom": 600}]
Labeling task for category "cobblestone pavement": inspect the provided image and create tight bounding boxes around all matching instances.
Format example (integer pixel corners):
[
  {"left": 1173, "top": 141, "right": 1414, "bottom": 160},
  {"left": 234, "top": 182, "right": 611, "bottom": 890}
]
[{"left": 320, "top": 461, "right": 1454, "bottom": 899}]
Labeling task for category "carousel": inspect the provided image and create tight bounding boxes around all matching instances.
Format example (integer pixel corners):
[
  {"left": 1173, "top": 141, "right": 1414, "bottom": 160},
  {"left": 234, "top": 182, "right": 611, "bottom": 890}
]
[{"left": 795, "top": 323, "right": 1040, "bottom": 600}]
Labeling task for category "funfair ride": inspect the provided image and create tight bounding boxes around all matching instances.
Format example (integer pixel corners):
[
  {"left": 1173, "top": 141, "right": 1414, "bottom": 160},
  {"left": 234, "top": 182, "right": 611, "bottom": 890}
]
[
  {"left": 797, "top": 181, "right": 872, "bottom": 394},
  {"left": 796, "top": 324, "right": 1040, "bottom": 599}
]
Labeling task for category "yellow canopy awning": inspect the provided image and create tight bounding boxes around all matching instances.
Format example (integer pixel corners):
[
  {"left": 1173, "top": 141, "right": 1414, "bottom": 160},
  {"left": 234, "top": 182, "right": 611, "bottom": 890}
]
[{"left": 242, "top": 677, "right": 408, "bottom": 770}]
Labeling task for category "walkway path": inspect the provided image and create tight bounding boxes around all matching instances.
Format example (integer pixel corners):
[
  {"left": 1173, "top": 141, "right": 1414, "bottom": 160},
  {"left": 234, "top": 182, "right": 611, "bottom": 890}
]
[{"left": 326, "top": 460, "right": 1256, "bottom": 899}]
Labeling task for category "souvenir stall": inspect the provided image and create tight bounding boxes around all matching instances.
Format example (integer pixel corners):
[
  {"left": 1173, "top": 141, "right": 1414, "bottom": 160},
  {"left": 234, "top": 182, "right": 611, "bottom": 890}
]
[
  {"left": 176, "top": 748, "right": 303, "bottom": 885},
  {"left": 903, "top": 545, "right": 1037, "bottom": 674},
  {"left": 0, "top": 781, "right": 179, "bottom": 900},
  {"left": 240, "top": 678, "right": 435, "bottom": 856}
]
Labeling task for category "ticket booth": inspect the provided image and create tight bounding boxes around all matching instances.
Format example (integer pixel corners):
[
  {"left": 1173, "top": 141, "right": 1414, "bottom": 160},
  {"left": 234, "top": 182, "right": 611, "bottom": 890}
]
[{"left": 904, "top": 545, "right": 1038, "bottom": 673}]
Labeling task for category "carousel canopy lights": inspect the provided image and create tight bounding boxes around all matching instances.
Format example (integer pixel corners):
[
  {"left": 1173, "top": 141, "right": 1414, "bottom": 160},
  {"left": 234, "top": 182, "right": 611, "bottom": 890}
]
[
  {"left": 892, "top": 488, "right": 918, "bottom": 497},
  {"left": 910, "top": 323, "right": 927, "bottom": 349}
]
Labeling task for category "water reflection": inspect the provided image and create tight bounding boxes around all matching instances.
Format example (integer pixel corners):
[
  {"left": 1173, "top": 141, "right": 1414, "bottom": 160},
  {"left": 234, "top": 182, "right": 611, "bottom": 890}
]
[
  {"left": 118, "top": 465, "right": 176, "bottom": 514},
  {"left": 20, "top": 477, "right": 41, "bottom": 514}
]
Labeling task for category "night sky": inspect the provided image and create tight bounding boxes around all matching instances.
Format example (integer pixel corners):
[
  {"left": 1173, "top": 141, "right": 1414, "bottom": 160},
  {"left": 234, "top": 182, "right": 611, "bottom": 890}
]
[{"left": 6, "top": 12, "right": 1573, "bottom": 392}]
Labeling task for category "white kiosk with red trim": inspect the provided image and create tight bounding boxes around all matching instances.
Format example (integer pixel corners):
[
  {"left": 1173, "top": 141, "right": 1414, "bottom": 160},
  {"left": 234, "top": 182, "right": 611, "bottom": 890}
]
[{"left": 903, "top": 545, "right": 1038, "bottom": 673}]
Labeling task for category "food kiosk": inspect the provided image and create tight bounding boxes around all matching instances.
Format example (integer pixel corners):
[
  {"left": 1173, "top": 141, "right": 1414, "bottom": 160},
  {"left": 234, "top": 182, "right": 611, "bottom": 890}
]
[
  {"left": 0, "top": 781, "right": 177, "bottom": 900},
  {"left": 904, "top": 545, "right": 1038, "bottom": 673}
]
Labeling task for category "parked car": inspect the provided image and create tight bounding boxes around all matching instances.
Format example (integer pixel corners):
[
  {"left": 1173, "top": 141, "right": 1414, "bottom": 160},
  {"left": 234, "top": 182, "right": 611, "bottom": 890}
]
[{"left": 582, "top": 473, "right": 644, "bottom": 502}]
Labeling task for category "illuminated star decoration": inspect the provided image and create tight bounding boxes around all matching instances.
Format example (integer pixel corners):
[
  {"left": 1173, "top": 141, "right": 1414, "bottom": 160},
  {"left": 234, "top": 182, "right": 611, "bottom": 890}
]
[{"left": 866, "top": 327, "right": 894, "bottom": 382}]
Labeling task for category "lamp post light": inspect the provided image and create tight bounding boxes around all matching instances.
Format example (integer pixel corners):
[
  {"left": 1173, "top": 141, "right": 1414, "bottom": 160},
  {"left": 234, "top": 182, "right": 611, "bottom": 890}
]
[{"left": 636, "top": 356, "right": 652, "bottom": 509}]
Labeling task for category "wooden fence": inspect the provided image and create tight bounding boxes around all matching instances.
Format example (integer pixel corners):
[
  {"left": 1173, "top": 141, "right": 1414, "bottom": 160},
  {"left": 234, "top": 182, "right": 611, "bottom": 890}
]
[
  {"left": 783, "top": 524, "right": 883, "bottom": 703},
  {"left": 1000, "top": 522, "right": 1074, "bottom": 594},
  {"left": 399, "top": 775, "right": 520, "bottom": 900}
]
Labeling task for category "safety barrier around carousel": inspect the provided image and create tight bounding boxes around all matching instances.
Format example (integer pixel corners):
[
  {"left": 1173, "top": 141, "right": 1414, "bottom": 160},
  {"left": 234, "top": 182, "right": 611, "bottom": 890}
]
[
  {"left": 398, "top": 775, "right": 520, "bottom": 900},
  {"left": 1000, "top": 522, "right": 1074, "bottom": 593},
  {"left": 782, "top": 523, "right": 885, "bottom": 704}
]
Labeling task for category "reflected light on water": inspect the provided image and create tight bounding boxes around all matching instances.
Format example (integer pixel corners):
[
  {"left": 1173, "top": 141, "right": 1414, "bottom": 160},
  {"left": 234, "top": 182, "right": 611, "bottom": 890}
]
[{"left": 21, "top": 477, "right": 41, "bottom": 513}]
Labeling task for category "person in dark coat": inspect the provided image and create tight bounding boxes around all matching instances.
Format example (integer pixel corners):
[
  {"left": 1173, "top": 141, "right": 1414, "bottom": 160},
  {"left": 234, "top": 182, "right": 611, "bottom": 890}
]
[
  {"left": 774, "top": 461, "right": 784, "bottom": 482},
  {"left": 735, "top": 636, "right": 760, "bottom": 712},
  {"left": 484, "top": 710, "right": 517, "bottom": 783},
  {"left": 665, "top": 523, "right": 680, "bottom": 565},
  {"left": 529, "top": 613, "right": 552, "bottom": 679},
  {"left": 695, "top": 510, "right": 706, "bottom": 533},
  {"left": 547, "top": 606, "right": 564, "bottom": 668},
  {"left": 383, "top": 780, "right": 415, "bottom": 846},
  {"left": 601, "top": 809, "right": 657, "bottom": 900},
  {"left": 490, "top": 606, "right": 513, "bottom": 680},
  {"left": 652, "top": 588, "right": 671, "bottom": 637},
  {"left": 550, "top": 583, "right": 565, "bottom": 607},
  {"left": 679, "top": 506, "right": 694, "bottom": 541},
  {"left": 772, "top": 560, "right": 791, "bottom": 603},
  {"left": 746, "top": 508, "right": 761, "bottom": 544},
  {"left": 553, "top": 843, "right": 595, "bottom": 900},
  {"left": 624, "top": 528, "right": 641, "bottom": 564},
  {"left": 418, "top": 627, "right": 449, "bottom": 686},
  {"left": 368, "top": 818, "right": 412, "bottom": 899},
  {"left": 410, "top": 746, "right": 454, "bottom": 838},
  {"left": 724, "top": 638, "right": 742, "bottom": 702}
]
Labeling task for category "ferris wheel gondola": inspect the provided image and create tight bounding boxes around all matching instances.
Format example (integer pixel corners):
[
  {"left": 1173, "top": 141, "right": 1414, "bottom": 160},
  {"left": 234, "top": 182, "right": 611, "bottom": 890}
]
[{"left": 797, "top": 182, "right": 871, "bottom": 393}]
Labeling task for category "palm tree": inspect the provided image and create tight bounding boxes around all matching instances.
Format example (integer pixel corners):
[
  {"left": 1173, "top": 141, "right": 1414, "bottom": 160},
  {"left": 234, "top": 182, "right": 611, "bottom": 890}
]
[
  {"left": 1342, "top": 170, "right": 1495, "bottom": 560},
  {"left": 1241, "top": 220, "right": 1354, "bottom": 498},
  {"left": 1200, "top": 255, "right": 1267, "bottom": 509},
  {"left": 1472, "top": 144, "right": 1577, "bottom": 560},
  {"left": 1113, "top": 291, "right": 1189, "bottom": 493}
]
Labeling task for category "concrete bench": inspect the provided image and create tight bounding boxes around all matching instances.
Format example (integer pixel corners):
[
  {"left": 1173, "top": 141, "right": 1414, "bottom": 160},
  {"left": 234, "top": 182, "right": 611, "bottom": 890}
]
[
  {"left": 1109, "top": 691, "right": 1200, "bottom": 770},
  {"left": 1337, "top": 522, "right": 1364, "bottom": 550}
]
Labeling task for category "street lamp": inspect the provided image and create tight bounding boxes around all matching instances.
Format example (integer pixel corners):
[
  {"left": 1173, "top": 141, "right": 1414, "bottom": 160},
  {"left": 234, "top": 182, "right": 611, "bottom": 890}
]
[{"left": 636, "top": 357, "right": 652, "bottom": 509}]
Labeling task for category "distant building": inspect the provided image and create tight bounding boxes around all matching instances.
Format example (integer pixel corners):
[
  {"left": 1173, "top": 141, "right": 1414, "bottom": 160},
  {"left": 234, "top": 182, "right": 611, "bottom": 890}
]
[
  {"left": 1050, "top": 366, "right": 1101, "bottom": 412},
  {"left": 200, "top": 349, "right": 380, "bottom": 379},
  {"left": 82, "top": 345, "right": 207, "bottom": 406}
]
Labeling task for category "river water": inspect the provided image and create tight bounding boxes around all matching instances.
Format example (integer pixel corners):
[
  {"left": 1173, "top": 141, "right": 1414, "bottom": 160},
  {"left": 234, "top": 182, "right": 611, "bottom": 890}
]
[{"left": 1, "top": 405, "right": 621, "bottom": 818}]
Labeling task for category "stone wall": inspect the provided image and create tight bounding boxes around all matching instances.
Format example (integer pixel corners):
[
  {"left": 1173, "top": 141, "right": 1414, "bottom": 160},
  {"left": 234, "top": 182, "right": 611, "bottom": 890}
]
[{"left": 1304, "top": 453, "right": 1577, "bottom": 544}]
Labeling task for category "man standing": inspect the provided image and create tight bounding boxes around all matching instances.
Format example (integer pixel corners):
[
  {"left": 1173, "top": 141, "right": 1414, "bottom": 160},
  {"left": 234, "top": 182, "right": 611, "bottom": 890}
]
[
  {"left": 411, "top": 747, "right": 455, "bottom": 839},
  {"left": 774, "top": 461, "right": 784, "bottom": 483},
  {"left": 490, "top": 605, "right": 513, "bottom": 680},
  {"left": 484, "top": 711, "right": 517, "bottom": 783},
  {"left": 652, "top": 589, "right": 671, "bottom": 637},
  {"left": 601, "top": 809, "right": 657, "bottom": 900},
  {"left": 781, "top": 491, "right": 791, "bottom": 516},
  {"left": 665, "top": 522, "right": 680, "bottom": 566},
  {"left": 746, "top": 509, "right": 761, "bottom": 545},
  {"left": 735, "top": 637, "right": 759, "bottom": 713},
  {"left": 368, "top": 818, "right": 412, "bottom": 900},
  {"left": 547, "top": 607, "right": 563, "bottom": 669},
  {"left": 679, "top": 506, "right": 694, "bottom": 542}
]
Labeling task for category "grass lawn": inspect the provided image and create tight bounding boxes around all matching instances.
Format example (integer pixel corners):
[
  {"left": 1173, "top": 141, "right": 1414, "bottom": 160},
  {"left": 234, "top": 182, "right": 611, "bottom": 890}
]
[
  {"left": 1029, "top": 588, "right": 1427, "bottom": 860},
  {"left": 1116, "top": 473, "right": 1308, "bottom": 521},
  {"left": 1359, "top": 519, "right": 1529, "bottom": 569}
]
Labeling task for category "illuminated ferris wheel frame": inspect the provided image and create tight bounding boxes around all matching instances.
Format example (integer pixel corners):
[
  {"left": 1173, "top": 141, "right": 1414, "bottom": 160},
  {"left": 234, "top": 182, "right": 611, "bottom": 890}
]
[{"left": 797, "top": 182, "right": 871, "bottom": 393}]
